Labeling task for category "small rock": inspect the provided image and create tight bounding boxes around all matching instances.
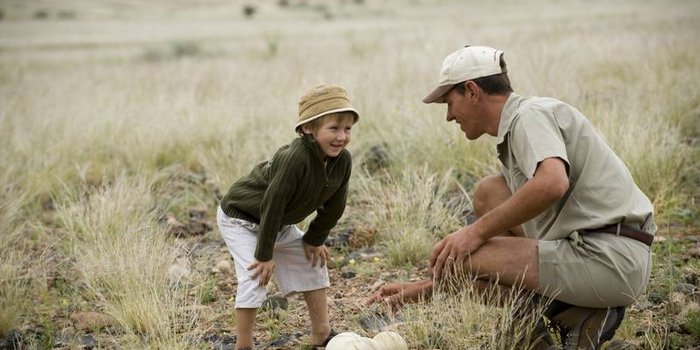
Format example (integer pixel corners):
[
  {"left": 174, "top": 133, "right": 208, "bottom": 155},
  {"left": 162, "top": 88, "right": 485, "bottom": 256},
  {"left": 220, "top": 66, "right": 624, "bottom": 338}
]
[
  {"left": 359, "top": 313, "right": 393, "bottom": 332},
  {"left": 268, "top": 335, "right": 289, "bottom": 347},
  {"left": 370, "top": 280, "right": 385, "bottom": 292},
  {"left": 633, "top": 299, "right": 653, "bottom": 311},
  {"left": 326, "top": 258, "right": 338, "bottom": 269},
  {"left": 648, "top": 292, "right": 665, "bottom": 304},
  {"left": 0, "top": 330, "right": 21, "bottom": 350},
  {"left": 80, "top": 334, "right": 98, "bottom": 349},
  {"left": 208, "top": 334, "right": 236, "bottom": 350},
  {"left": 653, "top": 235, "right": 667, "bottom": 243},
  {"left": 70, "top": 311, "right": 115, "bottom": 331},
  {"left": 675, "top": 282, "right": 697, "bottom": 294},
  {"left": 604, "top": 339, "right": 634, "bottom": 349},
  {"left": 215, "top": 259, "right": 234, "bottom": 276},
  {"left": 358, "top": 251, "right": 383, "bottom": 260},
  {"left": 167, "top": 258, "right": 191, "bottom": 285},
  {"left": 186, "top": 218, "right": 212, "bottom": 236},
  {"left": 685, "top": 235, "right": 700, "bottom": 243},
  {"left": 688, "top": 246, "right": 700, "bottom": 259},
  {"left": 261, "top": 295, "right": 288, "bottom": 311},
  {"left": 349, "top": 225, "right": 377, "bottom": 248},
  {"left": 163, "top": 214, "right": 188, "bottom": 237},
  {"left": 326, "top": 229, "right": 352, "bottom": 248},
  {"left": 341, "top": 271, "right": 356, "bottom": 279}
]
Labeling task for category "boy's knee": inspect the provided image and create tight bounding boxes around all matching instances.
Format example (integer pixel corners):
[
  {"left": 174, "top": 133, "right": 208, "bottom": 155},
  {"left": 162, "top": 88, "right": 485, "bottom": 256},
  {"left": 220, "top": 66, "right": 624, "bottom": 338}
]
[{"left": 473, "top": 175, "right": 510, "bottom": 216}]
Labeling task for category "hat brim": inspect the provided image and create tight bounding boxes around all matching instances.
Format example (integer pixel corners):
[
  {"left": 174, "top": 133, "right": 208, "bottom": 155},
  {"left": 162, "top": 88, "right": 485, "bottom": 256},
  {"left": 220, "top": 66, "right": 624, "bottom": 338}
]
[
  {"left": 294, "top": 107, "right": 359, "bottom": 130},
  {"left": 422, "top": 84, "right": 455, "bottom": 104}
]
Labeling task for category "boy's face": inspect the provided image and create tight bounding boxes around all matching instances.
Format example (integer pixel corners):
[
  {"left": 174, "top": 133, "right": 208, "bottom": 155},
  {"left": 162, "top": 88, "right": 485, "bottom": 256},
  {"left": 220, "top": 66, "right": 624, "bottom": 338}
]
[{"left": 303, "top": 117, "right": 354, "bottom": 158}]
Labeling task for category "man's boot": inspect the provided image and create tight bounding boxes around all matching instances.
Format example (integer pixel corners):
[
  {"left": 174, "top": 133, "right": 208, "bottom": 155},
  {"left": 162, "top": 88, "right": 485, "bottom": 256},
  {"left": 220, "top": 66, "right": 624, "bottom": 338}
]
[{"left": 549, "top": 306, "right": 626, "bottom": 350}]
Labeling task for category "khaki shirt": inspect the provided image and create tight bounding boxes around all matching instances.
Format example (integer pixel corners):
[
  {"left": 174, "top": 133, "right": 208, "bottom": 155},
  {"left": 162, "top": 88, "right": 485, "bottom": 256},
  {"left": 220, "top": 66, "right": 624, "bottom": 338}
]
[{"left": 496, "top": 93, "right": 655, "bottom": 240}]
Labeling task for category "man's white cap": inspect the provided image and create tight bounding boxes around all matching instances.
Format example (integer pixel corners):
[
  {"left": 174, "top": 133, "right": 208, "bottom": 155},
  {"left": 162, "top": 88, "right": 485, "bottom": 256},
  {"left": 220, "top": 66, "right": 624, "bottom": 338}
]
[{"left": 423, "top": 45, "right": 504, "bottom": 104}]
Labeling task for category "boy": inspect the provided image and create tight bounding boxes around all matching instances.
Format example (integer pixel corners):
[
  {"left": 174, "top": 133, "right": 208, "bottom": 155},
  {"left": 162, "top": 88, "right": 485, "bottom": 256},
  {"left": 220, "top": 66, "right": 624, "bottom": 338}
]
[{"left": 216, "top": 84, "right": 358, "bottom": 350}]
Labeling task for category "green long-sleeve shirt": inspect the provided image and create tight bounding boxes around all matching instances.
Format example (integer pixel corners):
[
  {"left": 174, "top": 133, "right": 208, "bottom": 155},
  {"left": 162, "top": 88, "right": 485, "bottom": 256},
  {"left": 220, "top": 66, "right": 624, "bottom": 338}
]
[{"left": 220, "top": 135, "right": 351, "bottom": 261}]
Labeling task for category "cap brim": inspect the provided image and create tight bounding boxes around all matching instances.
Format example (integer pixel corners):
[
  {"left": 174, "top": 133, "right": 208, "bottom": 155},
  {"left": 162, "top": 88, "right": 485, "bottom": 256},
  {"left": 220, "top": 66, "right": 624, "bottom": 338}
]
[
  {"left": 422, "top": 84, "right": 454, "bottom": 104},
  {"left": 294, "top": 107, "right": 359, "bottom": 129}
]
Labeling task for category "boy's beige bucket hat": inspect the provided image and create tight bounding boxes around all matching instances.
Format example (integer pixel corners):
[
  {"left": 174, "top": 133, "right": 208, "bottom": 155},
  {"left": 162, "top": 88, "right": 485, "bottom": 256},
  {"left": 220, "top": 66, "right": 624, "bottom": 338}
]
[{"left": 295, "top": 84, "right": 359, "bottom": 131}]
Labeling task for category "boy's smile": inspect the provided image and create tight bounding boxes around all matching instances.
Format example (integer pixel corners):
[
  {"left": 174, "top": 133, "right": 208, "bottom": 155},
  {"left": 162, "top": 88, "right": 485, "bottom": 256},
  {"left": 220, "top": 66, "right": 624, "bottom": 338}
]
[{"left": 310, "top": 118, "right": 354, "bottom": 158}]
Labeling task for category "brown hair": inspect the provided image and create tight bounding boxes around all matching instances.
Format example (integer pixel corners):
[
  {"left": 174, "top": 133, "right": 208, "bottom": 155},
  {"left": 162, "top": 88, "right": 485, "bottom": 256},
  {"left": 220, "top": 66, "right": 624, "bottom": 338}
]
[{"left": 297, "top": 111, "right": 357, "bottom": 135}]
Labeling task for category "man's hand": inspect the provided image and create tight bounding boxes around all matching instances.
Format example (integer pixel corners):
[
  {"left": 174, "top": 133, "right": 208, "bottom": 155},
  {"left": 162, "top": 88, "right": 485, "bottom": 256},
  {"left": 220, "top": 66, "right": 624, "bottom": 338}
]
[
  {"left": 248, "top": 259, "right": 275, "bottom": 287},
  {"left": 365, "top": 280, "right": 432, "bottom": 315},
  {"left": 429, "top": 226, "right": 486, "bottom": 279},
  {"left": 303, "top": 242, "right": 330, "bottom": 268}
]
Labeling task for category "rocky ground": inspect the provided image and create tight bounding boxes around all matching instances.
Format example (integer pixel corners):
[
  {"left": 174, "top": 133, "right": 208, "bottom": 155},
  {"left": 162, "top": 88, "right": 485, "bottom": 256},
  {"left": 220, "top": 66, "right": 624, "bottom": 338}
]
[{"left": 1, "top": 167, "right": 698, "bottom": 349}]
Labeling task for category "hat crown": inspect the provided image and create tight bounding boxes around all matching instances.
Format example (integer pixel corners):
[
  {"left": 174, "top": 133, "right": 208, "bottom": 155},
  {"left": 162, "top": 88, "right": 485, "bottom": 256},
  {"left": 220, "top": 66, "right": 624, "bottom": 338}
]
[
  {"left": 295, "top": 84, "right": 358, "bottom": 131},
  {"left": 422, "top": 45, "right": 504, "bottom": 103},
  {"left": 439, "top": 45, "right": 503, "bottom": 85}
]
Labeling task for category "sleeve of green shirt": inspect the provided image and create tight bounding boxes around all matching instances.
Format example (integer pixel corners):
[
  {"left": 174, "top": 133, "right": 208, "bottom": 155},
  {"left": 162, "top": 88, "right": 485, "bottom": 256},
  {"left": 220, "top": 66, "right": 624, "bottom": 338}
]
[
  {"left": 255, "top": 148, "right": 302, "bottom": 261},
  {"left": 304, "top": 157, "right": 351, "bottom": 246}
]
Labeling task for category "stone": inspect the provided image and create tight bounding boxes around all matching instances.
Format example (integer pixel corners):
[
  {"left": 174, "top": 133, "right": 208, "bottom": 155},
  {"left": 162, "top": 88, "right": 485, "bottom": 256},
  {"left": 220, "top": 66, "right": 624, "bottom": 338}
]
[
  {"left": 0, "top": 330, "right": 21, "bottom": 350},
  {"left": 80, "top": 334, "right": 98, "bottom": 349},
  {"left": 341, "top": 271, "right": 356, "bottom": 279},
  {"left": 675, "top": 282, "right": 697, "bottom": 294},
  {"left": 70, "top": 311, "right": 115, "bottom": 331},
  {"left": 261, "top": 295, "right": 288, "bottom": 311},
  {"left": 215, "top": 259, "right": 234, "bottom": 276},
  {"left": 167, "top": 257, "right": 192, "bottom": 285},
  {"left": 359, "top": 313, "right": 393, "bottom": 332}
]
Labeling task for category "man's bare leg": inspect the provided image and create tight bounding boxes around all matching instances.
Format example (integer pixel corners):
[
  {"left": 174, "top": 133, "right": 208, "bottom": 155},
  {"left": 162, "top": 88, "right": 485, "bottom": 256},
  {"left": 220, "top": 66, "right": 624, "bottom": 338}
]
[{"left": 472, "top": 175, "right": 525, "bottom": 237}]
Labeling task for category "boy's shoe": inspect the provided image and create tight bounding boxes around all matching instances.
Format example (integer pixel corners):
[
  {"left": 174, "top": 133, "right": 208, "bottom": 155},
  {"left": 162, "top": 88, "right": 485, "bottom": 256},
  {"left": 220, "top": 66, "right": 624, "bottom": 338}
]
[
  {"left": 311, "top": 329, "right": 338, "bottom": 350},
  {"left": 550, "top": 306, "right": 625, "bottom": 350}
]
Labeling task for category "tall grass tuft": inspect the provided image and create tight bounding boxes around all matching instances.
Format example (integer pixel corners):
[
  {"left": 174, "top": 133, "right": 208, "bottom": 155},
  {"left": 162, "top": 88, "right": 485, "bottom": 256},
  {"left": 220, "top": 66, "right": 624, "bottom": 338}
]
[
  {"left": 0, "top": 173, "right": 33, "bottom": 338},
  {"left": 391, "top": 275, "right": 552, "bottom": 349},
  {"left": 352, "top": 167, "right": 468, "bottom": 266},
  {"left": 55, "top": 176, "right": 199, "bottom": 348}
]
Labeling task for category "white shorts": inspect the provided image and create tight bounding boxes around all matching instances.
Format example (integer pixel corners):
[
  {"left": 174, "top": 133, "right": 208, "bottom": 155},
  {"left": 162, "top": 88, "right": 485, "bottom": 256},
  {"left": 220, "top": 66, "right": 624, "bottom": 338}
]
[{"left": 216, "top": 206, "right": 330, "bottom": 308}]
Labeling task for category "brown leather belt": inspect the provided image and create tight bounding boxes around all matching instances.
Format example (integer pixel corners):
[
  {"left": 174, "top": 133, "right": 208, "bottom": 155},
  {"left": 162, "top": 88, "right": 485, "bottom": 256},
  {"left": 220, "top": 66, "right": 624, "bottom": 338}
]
[{"left": 581, "top": 224, "right": 654, "bottom": 247}]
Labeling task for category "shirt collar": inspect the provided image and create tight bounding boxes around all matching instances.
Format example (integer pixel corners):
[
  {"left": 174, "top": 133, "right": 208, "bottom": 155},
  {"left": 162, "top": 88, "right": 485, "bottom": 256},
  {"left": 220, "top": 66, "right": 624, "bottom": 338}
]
[
  {"left": 300, "top": 134, "right": 328, "bottom": 162},
  {"left": 496, "top": 92, "right": 522, "bottom": 145}
]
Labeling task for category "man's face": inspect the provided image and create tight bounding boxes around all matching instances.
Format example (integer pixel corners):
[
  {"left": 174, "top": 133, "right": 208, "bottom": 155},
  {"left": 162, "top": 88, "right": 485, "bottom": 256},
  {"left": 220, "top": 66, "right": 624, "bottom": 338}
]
[{"left": 444, "top": 86, "right": 484, "bottom": 140}]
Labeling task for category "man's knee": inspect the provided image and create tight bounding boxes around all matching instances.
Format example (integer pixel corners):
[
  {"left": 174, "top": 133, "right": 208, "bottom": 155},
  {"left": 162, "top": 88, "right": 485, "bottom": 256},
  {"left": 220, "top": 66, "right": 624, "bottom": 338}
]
[{"left": 473, "top": 175, "right": 511, "bottom": 217}]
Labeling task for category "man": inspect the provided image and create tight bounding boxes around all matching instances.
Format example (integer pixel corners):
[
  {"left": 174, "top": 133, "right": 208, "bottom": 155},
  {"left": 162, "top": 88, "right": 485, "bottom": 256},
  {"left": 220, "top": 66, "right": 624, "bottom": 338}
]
[{"left": 367, "top": 45, "right": 655, "bottom": 349}]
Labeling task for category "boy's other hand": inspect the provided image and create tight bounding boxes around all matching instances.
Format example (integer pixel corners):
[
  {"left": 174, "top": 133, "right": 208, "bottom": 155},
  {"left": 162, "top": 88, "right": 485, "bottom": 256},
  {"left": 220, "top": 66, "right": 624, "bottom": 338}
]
[
  {"left": 303, "top": 243, "right": 330, "bottom": 268},
  {"left": 248, "top": 259, "right": 275, "bottom": 287}
]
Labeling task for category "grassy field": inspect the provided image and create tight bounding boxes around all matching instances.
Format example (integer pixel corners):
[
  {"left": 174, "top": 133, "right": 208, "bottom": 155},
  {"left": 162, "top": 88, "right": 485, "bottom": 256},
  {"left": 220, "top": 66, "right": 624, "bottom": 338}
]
[{"left": 1, "top": 0, "right": 699, "bottom": 349}]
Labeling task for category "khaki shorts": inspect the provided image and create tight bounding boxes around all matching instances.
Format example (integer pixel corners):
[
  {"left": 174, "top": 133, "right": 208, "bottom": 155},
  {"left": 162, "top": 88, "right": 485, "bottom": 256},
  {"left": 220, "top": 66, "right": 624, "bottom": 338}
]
[
  {"left": 538, "top": 231, "right": 652, "bottom": 308},
  {"left": 216, "top": 206, "right": 330, "bottom": 308}
]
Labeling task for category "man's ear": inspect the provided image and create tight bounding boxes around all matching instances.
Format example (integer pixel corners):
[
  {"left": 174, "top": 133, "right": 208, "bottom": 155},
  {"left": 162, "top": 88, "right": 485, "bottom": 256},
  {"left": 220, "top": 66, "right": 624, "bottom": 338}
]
[{"left": 465, "top": 81, "right": 479, "bottom": 99}]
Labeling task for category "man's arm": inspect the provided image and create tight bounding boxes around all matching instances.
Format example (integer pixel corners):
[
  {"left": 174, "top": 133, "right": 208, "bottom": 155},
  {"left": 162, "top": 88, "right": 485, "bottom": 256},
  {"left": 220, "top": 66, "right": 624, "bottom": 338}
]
[{"left": 430, "top": 157, "right": 569, "bottom": 278}]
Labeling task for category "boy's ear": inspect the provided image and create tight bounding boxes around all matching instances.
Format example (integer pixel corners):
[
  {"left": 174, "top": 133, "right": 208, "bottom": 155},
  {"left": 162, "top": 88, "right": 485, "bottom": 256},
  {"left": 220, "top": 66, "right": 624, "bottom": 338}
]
[{"left": 301, "top": 124, "right": 314, "bottom": 135}]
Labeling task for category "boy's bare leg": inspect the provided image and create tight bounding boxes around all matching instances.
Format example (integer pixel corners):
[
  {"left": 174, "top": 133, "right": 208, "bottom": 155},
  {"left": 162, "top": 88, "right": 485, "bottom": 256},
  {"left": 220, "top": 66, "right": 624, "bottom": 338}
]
[
  {"left": 235, "top": 308, "right": 257, "bottom": 349},
  {"left": 303, "top": 288, "right": 332, "bottom": 345}
]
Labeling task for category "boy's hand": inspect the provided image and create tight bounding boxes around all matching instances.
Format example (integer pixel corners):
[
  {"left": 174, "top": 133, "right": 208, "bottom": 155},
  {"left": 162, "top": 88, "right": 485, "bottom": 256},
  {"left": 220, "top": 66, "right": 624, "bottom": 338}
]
[
  {"left": 303, "top": 242, "right": 330, "bottom": 268},
  {"left": 248, "top": 259, "right": 275, "bottom": 287}
]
